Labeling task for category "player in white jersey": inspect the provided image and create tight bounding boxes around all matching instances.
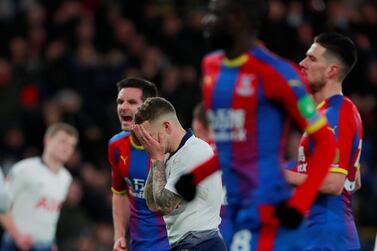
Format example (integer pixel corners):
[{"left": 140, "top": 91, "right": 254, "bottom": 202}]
[
  {"left": 0, "top": 169, "right": 11, "bottom": 213},
  {"left": 0, "top": 123, "right": 78, "bottom": 251},
  {"left": 133, "top": 97, "right": 226, "bottom": 251}
]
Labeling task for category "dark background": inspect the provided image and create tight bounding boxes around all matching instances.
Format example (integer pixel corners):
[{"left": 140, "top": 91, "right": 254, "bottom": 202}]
[{"left": 0, "top": 0, "right": 377, "bottom": 250}]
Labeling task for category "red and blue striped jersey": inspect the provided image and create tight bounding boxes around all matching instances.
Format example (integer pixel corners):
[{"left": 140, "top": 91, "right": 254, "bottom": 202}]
[
  {"left": 297, "top": 94, "right": 362, "bottom": 250},
  {"left": 201, "top": 45, "right": 327, "bottom": 212},
  {"left": 108, "top": 131, "right": 169, "bottom": 251}
]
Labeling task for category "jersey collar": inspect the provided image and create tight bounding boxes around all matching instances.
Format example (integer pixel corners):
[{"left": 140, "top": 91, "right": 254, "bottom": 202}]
[
  {"left": 223, "top": 54, "right": 248, "bottom": 67},
  {"left": 167, "top": 129, "right": 194, "bottom": 160},
  {"left": 317, "top": 93, "right": 344, "bottom": 109},
  {"left": 130, "top": 134, "right": 144, "bottom": 150}
]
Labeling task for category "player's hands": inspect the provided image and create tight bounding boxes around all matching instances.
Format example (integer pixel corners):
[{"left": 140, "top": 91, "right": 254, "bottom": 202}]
[
  {"left": 175, "top": 173, "right": 197, "bottom": 201},
  {"left": 14, "top": 233, "right": 33, "bottom": 251},
  {"left": 133, "top": 124, "right": 166, "bottom": 161},
  {"left": 113, "top": 237, "right": 128, "bottom": 251},
  {"left": 274, "top": 200, "right": 304, "bottom": 229}
]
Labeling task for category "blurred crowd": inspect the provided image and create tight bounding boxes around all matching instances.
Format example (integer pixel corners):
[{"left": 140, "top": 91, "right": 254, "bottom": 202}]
[{"left": 0, "top": 0, "right": 376, "bottom": 250}]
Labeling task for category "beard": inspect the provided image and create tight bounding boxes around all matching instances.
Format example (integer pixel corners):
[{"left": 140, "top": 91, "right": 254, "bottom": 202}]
[{"left": 309, "top": 80, "right": 326, "bottom": 94}]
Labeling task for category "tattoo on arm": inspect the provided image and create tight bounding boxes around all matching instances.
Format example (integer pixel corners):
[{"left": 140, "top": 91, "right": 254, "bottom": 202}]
[
  {"left": 144, "top": 167, "right": 158, "bottom": 211},
  {"left": 152, "top": 160, "right": 182, "bottom": 215}
]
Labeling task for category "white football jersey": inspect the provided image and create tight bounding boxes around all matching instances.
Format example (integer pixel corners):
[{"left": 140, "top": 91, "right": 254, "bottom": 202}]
[
  {"left": 164, "top": 134, "right": 222, "bottom": 245},
  {"left": 5, "top": 157, "right": 72, "bottom": 243}
]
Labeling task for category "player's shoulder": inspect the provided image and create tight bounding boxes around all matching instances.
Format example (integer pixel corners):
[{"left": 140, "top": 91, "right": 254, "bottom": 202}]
[
  {"left": 328, "top": 95, "right": 362, "bottom": 129},
  {"left": 175, "top": 135, "right": 214, "bottom": 169},
  {"left": 8, "top": 157, "right": 42, "bottom": 179},
  {"left": 251, "top": 46, "right": 303, "bottom": 81},
  {"left": 341, "top": 96, "right": 362, "bottom": 123},
  {"left": 183, "top": 136, "right": 214, "bottom": 158},
  {"left": 341, "top": 96, "right": 359, "bottom": 110},
  {"left": 109, "top": 131, "right": 130, "bottom": 145},
  {"left": 202, "top": 50, "right": 225, "bottom": 66},
  {"left": 11, "top": 157, "right": 41, "bottom": 172},
  {"left": 333, "top": 95, "right": 361, "bottom": 117}
]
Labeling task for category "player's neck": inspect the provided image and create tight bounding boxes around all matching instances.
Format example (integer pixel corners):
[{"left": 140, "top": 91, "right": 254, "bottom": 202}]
[
  {"left": 225, "top": 33, "right": 257, "bottom": 59},
  {"left": 169, "top": 127, "right": 187, "bottom": 154},
  {"left": 42, "top": 153, "right": 62, "bottom": 174},
  {"left": 313, "top": 80, "right": 342, "bottom": 104}
]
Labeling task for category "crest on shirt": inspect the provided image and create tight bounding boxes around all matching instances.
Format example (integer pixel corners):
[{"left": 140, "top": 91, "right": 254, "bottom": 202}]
[{"left": 236, "top": 74, "right": 255, "bottom": 96}]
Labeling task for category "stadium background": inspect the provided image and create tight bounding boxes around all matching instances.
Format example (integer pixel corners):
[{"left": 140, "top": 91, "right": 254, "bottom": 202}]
[{"left": 0, "top": 0, "right": 376, "bottom": 250}]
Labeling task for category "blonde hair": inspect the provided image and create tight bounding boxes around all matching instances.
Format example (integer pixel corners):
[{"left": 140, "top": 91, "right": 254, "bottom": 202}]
[{"left": 45, "top": 122, "right": 79, "bottom": 139}]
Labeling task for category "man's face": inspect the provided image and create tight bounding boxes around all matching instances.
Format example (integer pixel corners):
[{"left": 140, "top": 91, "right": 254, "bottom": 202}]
[
  {"left": 202, "top": 0, "right": 234, "bottom": 51},
  {"left": 299, "top": 43, "right": 329, "bottom": 93},
  {"left": 45, "top": 131, "right": 77, "bottom": 164},
  {"left": 140, "top": 120, "right": 169, "bottom": 154},
  {"left": 117, "top": 87, "right": 143, "bottom": 131}
]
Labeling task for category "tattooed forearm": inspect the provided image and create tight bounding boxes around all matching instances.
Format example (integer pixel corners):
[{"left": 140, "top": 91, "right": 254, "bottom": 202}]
[
  {"left": 152, "top": 160, "right": 182, "bottom": 215},
  {"left": 144, "top": 167, "right": 158, "bottom": 211},
  {"left": 156, "top": 188, "right": 182, "bottom": 215}
]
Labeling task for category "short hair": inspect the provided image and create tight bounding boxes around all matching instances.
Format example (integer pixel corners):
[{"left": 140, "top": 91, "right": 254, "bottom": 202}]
[
  {"left": 228, "top": 0, "right": 268, "bottom": 31},
  {"left": 314, "top": 32, "right": 357, "bottom": 81},
  {"left": 45, "top": 122, "right": 79, "bottom": 139},
  {"left": 116, "top": 77, "right": 158, "bottom": 101},
  {"left": 135, "top": 97, "right": 176, "bottom": 124},
  {"left": 193, "top": 103, "right": 209, "bottom": 130}
]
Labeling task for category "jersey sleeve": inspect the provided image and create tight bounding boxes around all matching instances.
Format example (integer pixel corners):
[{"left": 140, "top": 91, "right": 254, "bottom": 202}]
[
  {"left": 108, "top": 141, "right": 128, "bottom": 195},
  {"left": 263, "top": 62, "right": 336, "bottom": 214},
  {"left": 330, "top": 102, "right": 363, "bottom": 176},
  {"left": 263, "top": 65, "right": 326, "bottom": 134},
  {"left": 5, "top": 163, "right": 27, "bottom": 202},
  {"left": 166, "top": 141, "right": 214, "bottom": 194}
]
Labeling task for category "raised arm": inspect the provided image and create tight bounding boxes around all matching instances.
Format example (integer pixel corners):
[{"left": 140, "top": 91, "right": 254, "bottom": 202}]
[
  {"left": 151, "top": 160, "right": 182, "bottom": 215},
  {"left": 143, "top": 166, "right": 158, "bottom": 211},
  {"left": 262, "top": 63, "right": 336, "bottom": 227},
  {"left": 133, "top": 124, "right": 182, "bottom": 215}
]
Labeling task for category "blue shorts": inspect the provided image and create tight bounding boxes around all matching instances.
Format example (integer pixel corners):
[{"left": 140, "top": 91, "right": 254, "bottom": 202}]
[
  {"left": 170, "top": 230, "right": 226, "bottom": 251},
  {"left": 1, "top": 234, "right": 53, "bottom": 251}
]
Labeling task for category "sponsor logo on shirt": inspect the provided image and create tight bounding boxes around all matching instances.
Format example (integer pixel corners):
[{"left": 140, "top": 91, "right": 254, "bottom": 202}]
[
  {"left": 298, "top": 146, "right": 307, "bottom": 173},
  {"left": 207, "top": 109, "right": 247, "bottom": 142},
  {"left": 35, "top": 196, "right": 62, "bottom": 212},
  {"left": 125, "top": 178, "right": 146, "bottom": 199},
  {"left": 330, "top": 125, "right": 338, "bottom": 134},
  {"left": 120, "top": 155, "right": 128, "bottom": 165}
]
